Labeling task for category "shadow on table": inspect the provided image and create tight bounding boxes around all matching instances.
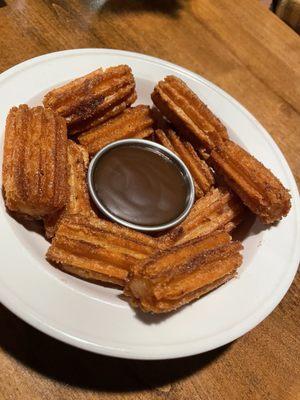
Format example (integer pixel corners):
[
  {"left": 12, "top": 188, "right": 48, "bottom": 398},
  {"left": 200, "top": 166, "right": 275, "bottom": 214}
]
[
  {"left": 97, "top": 0, "right": 182, "bottom": 17},
  {"left": 0, "top": 304, "right": 230, "bottom": 392}
]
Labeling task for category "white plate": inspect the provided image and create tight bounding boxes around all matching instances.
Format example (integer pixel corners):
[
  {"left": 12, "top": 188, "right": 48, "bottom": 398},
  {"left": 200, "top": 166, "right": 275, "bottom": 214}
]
[{"left": 0, "top": 49, "right": 299, "bottom": 360}]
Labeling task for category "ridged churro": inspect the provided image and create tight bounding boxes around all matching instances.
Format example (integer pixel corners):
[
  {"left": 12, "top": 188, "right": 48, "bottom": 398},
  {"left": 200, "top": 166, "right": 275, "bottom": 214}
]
[
  {"left": 44, "top": 141, "right": 96, "bottom": 238},
  {"left": 209, "top": 140, "right": 291, "bottom": 224},
  {"left": 2, "top": 105, "right": 67, "bottom": 218},
  {"left": 46, "top": 214, "right": 160, "bottom": 286},
  {"left": 78, "top": 105, "right": 154, "bottom": 155},
  {"left": 164, "top": 187, "right": 245, "bottom": 245},
  {"left": 151, "top": 75, "right": 228, "bottom": 151},
  {"left": 43, "top": 65, "right": 137, "bottom": 134},
  {"left": 125, "top": 231, "right": 243, "bottom": 313},
  {"left": 155, "top": 129, "right": 214, "bottom": 198}
]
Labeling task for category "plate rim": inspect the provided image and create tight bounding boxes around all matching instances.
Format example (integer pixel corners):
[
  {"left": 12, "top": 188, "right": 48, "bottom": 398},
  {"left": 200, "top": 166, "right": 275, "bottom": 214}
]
[{"left": 0, "top": 48, "right": 299, "bottom": 360}]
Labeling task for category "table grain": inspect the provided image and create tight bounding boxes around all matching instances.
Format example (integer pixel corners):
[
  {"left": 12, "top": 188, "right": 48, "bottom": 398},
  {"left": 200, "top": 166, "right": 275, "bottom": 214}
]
[{"left": 0, "top": 1, "right": 299, "bottom": 399}]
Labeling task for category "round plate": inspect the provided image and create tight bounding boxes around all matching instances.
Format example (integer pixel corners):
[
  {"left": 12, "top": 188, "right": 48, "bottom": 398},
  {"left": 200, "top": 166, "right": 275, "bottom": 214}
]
[{"left": 0, "top": 49, "right": 299, "bottom": 360}]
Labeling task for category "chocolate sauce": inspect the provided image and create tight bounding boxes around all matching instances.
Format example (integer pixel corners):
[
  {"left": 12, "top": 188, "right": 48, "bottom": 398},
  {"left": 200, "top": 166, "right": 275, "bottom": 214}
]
[{"left": 93, "top": 145, "right": 189, "bottom": 226}]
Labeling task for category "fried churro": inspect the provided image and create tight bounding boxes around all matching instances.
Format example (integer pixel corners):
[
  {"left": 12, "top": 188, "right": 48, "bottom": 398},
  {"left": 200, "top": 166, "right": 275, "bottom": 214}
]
[
  {"left": 164, "top": 187, "right": 245, "bottom": 246},
  {"left": 43, "top": 65, "right": 137, "bottom": 135},
  {"left": 125, "top": 231, "right": 243, "bottom": 313},
  {"left": 44, "top": 141, "right": 96, "bottom": 238},
  {"left": 155, "top": 129, "right": 214, "bottom": 198},
  {"left": 2, "top": 105, "right": 67, "bottom": 218},
  {"left": 78, "top": 105, "right": 154, "bottom": 155},
  {"left": 151, "top": 76, "right": 228, "bottom": 151},
  {"left": 46, "top": 214, "right": 160, "bottom": 286},
  {"left": 209, "top": 140, "right": 291, "bottom": 224}
]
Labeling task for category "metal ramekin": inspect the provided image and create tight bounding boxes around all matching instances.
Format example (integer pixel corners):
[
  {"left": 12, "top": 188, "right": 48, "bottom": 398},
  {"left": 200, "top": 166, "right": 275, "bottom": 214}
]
[{"left": 87, "top": 139, "right": 195, "bottom": 232}]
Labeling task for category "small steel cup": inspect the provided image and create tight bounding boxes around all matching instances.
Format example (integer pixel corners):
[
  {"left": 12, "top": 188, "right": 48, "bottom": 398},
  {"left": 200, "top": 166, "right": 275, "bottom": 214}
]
[{"left": 88, "top": 139, "right": 195, "bottom": 232}]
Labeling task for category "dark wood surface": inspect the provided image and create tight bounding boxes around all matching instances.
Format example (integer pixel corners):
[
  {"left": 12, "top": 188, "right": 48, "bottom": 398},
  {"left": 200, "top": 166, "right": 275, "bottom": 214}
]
[{"left": 0, "top": 1, "right": 299, "bottom": 399}]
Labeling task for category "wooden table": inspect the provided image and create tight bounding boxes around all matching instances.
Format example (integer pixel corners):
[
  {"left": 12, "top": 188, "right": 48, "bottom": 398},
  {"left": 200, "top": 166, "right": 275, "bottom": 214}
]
[{"left": 0, "top": 1, "right": 299, "bottom": 399}]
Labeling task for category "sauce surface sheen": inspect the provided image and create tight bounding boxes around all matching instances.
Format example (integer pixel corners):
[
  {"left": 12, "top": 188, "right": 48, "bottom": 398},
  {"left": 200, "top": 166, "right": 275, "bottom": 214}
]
[{"left": 93, "top": 145, "right": 188, "bottom": 226}]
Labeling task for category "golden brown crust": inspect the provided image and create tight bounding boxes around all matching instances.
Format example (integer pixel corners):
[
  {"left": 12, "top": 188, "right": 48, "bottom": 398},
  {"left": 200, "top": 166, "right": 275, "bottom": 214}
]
[
  {"left": 155, "top": 129, "right": 214, "bottom": 198},
  {"left": 2, "top": 105, "right": 68, "bottom": 218},
  {"left": 125, "top": 231, "right": 243, "bottom": 313},
  {"left": 43, "top": 65, "right": 137, "bottom": 135},
  {"left": 162, "top": 187, "right": 244, "bottom": 246},
  {"left": 151, "top": 106, "right": 173, "bottom": 131},
  {"left": 78, "top": 105, "right": 154, "bottom": 155},
  {"left": 46, "top": 214, "right": 161, "bottom": 287},
  {"left": 209, "top": 140, "right": 291, "bottom": 224},
  {"left": 151, "top": 76, "right": 228, "bottom": 151},
  {"left": 43, "top": 141, "right": 96, "bottom": 238},
  {"left": 61, "top": 264, "right": 126, "bottom": 286}
]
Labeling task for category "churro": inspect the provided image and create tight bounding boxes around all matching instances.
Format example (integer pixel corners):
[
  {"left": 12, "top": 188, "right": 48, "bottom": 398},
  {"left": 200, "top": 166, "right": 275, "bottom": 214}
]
[
  {"left": 78, "top": 105, "right": 154, "bottom": 155},
  {"left": 47, "top": 214, "right": 160, "bottom": 286},
  {"left": 125, "top": 231, "right": 243, "bottom": 313},
  {"left": 44, "top": 141, "right": 96, "bottom": 238},
  {"left": 209, "top": 140, "right": 291, "bottom": 224},
  {"left": 2, "top": 105, "right": 67, "bottom": 218},
  {"left": 152, "top": 75, "right": 228, "bottom": 151},
  {"left": 155, "top": 128, "right": 214, "bottom": 198},
  {"left": 43, "top": 65, "right": 136, "bottom": 134}
]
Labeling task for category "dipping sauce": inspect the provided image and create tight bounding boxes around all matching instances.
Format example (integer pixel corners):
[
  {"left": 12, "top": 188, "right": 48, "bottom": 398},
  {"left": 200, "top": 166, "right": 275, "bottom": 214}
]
[{"left": 93, "top": 145, "right": 189, "bottom": 226}]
